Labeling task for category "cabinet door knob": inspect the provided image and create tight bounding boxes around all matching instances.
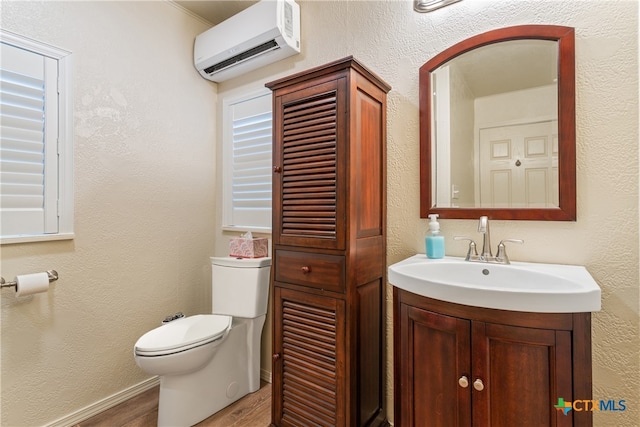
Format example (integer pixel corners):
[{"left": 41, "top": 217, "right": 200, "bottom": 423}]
[
  {"left": 301, "top": 266, "right": 311, "bottom": 274},
  {"left": 458, "top": 376, "right": 469, "bottom": 388},
  {"left": 272, "top": 353, "right": 281, "bottom": 361},
  {"left": 473, "top": 379, "right": 484, "bottom": 391},
  {"left": 273, "top": 166, "right": 282, "bottom": 173}
]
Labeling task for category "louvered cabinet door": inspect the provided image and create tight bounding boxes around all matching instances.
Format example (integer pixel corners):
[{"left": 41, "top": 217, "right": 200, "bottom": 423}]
[
  {"left": 273, "top": 286, "right": 346, "bottom": 427},
  {"left": 272, "top": 78, "right": 347, "bottom": 250}
]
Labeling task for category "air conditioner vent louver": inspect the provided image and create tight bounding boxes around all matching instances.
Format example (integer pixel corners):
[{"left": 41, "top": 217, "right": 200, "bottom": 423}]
[{"left": 204, "top": 40, "right": 280, "bottom": 75}]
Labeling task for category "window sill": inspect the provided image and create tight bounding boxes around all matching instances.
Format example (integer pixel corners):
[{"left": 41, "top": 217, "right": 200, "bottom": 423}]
[
  {"left": 1, "top": 233, "right": 75, "bottom": 245},
  {"left": 222, "top": 225, "right": 271, "bottom": 235}
]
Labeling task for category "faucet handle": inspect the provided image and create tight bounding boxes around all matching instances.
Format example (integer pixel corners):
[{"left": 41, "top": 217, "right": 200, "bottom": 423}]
[
  {"left": 454, "top": 236, "right": 478, "bottom": 260},
  {"left": 495, "top": 239, "right": 524, "bottom": 264}
]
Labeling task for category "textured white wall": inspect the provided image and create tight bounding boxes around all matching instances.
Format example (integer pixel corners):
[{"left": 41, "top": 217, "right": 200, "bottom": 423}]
[
  {"left": 0, "top": 2, "right": 216, "bottom": 426},
  {"left": 217, "top": 1, "right": 639, "bottom": 425}
]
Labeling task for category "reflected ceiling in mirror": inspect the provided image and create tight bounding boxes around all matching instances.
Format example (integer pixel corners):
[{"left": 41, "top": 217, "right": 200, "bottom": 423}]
[{"left": 420, "top": 25, "right": 576, "bottom": 221}]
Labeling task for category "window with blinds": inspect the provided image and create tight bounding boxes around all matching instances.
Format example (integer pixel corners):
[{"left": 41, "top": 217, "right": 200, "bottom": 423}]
[
  {"left": 222, "top": 90, "right": 272, "bottom": 231},
  {"left": 1, "top": 30, "right": 73, "bottom": 243}
]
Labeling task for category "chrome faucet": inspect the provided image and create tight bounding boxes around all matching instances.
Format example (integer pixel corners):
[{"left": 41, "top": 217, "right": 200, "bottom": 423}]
[
  {"left": 454, "top": 216, "right": 524, "bottom": 264},
  {"left": 477, "top": 216, "right": 492, "bottom": 260}
]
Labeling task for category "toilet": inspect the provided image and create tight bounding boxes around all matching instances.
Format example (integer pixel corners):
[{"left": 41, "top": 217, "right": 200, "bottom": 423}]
[{"left": 134, "top": 256, "right": 271, "bottom": 427}]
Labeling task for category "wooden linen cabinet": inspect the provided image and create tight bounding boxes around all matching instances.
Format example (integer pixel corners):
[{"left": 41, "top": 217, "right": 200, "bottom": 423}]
[{"left": 266, "top": 57, "right": 391, "bottom": 427}]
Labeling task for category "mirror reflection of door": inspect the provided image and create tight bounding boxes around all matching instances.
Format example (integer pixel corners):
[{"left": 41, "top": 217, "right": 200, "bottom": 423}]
[
  {"left": 479, "top": 121, "right": 558, "bottom": 208},
  {"left": 431, "top": 38, "right": 560, "bottom": 209}
]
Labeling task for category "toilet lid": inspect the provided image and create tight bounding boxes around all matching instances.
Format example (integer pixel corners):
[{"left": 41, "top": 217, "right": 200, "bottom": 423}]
[{"left": 135, "top": 314, "right": 231, "bottom": 356}]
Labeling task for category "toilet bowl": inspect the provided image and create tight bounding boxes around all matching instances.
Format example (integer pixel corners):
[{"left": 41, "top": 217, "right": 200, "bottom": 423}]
[
  {"left": 133, "top": 256, "right": 271, "bottom": 427},
  {"left": 134, "top": 314, "right": 231, "bottom": 376}
]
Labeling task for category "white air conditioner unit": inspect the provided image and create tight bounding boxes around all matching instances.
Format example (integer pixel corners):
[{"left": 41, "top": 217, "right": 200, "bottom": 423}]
[{"left": 194, "top": 0, "right": 300, "bottom": 83}]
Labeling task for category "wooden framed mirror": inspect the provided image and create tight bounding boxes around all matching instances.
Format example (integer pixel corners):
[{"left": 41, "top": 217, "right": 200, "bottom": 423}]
[{"left": 420, "top": 25, "right": 576, "bottom": 220}]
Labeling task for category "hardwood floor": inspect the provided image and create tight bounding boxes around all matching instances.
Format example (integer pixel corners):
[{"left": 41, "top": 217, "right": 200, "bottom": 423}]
[{"left": 76, "top": 381, "right": 271, "bottom": 427}]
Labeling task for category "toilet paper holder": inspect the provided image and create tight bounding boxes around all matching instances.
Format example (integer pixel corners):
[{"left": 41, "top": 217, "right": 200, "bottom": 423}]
[{"left": 0, "top": 270, "right": 59, "bottom": 290}]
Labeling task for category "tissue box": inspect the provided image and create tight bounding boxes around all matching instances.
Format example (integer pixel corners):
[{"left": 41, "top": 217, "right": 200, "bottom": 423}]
[{"left": 229, "top": 237, "right": 268, "bottom": 258}]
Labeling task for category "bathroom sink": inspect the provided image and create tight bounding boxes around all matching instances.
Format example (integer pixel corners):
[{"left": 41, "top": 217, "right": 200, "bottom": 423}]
[{"left": 388, "top": 255, "right": 601, "bottom": 313}]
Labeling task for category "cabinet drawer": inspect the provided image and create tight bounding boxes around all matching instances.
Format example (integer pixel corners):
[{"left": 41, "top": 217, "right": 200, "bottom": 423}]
[{"left": 275, "top": 250, "right": 345, "bottom": 293}]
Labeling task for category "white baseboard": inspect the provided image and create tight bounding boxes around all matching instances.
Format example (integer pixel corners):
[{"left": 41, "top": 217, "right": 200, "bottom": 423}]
[
  {"left": 47, "top": 370, "right": 270, "bottom": 426},
  {"left": 260, "top": 368, "right": 272, "bottom": 383},
  {"left": 46, "top": 376, "right": 160, "bottom": 427}
]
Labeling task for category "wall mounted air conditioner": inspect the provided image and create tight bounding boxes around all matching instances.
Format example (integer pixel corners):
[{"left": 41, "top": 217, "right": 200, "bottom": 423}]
[{"left": 194, "top": 0, "right": 300, "bottom": 83}]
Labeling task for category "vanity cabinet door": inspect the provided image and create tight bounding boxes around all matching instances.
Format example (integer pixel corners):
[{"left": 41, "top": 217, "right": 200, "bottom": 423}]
[
  {"left": 398, "top": 303, "right": 471, "bottom": 427},
  {"left": 395, "top": 288, "right": 586, "bottom": 427},
  {"left": 272, "top": 286, "right": 346, "bottom": 427},
  {"left": 472, "top": 321, "right": 574, "bottom": 427}
]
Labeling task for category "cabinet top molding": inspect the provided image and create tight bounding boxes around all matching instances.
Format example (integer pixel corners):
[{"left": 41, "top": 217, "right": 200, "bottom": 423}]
[{"left": 265, "top": 55, "right": 391, "bottom": 93}]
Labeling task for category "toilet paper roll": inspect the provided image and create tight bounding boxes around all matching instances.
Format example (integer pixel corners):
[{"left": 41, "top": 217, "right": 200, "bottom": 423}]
[{"left": 15, "top": 272, "right": 50, "bottom": 297}]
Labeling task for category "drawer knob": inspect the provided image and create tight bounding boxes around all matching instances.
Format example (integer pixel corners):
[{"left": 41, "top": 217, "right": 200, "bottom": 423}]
[
  {"left": 273, "top": 166, "right": 282, "bottom": 173},
  {"left": 458, "top": 376, "right": 469, "bottom": 388},
  {"left": 473, "top": 379, "right": 484, "bottom": 391},
  {"left": 301, "top": 266, "right": 311, "bottom": 274}
]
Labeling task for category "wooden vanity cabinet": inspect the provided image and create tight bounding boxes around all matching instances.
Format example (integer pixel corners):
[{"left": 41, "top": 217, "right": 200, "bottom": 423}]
[
  {"left": 394, "top": 288, "right": 593, "bottom": 427},
  {"left": 267, "top": 57, "right": 390, "bottom": 427}
]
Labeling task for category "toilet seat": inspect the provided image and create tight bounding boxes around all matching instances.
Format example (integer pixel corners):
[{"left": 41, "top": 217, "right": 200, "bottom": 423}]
[{"left": 135, "top": 314, "right": 232, "bottom": 357}]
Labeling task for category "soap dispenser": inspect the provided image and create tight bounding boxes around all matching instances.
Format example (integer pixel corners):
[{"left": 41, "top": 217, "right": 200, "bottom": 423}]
[{"left": 426, "top": 214, "right": 445, "bottom": 259}]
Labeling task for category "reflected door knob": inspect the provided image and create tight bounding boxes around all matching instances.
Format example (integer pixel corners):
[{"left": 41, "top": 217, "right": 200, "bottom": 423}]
[{"left": 473, "top": 379, "right": 485, "bottom": 391}]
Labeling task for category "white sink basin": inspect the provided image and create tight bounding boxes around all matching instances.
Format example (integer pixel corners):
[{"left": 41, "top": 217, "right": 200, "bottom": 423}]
[{"left": 388, "top": 255, "right": 601, "bottom": 313}]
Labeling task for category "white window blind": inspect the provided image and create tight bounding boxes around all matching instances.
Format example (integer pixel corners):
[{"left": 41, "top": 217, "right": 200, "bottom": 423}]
[
  {"left": 1, "top": 30, "right": 73, "bottom": 243},
  {"left": 222, "top": 90, "right": 272, "bottom": 231}
]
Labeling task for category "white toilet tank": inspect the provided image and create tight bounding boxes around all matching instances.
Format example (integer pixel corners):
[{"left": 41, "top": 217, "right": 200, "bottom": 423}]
[{"left": 210, "top": 256, "right": 271, "bottom": 318}]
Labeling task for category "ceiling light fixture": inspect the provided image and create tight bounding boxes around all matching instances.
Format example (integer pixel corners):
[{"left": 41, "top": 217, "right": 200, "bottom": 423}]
[{"left": 414, "top": 0, "right": 462, "bottom": 13}]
